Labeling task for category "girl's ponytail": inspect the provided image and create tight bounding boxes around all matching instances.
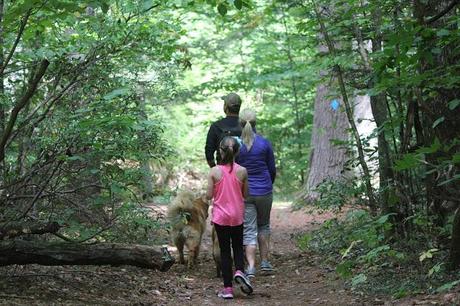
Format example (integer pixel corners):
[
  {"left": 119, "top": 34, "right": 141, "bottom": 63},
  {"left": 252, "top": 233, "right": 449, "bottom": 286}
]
[{"left": 219, "top": 136, "right": 239, "bottom": 172}]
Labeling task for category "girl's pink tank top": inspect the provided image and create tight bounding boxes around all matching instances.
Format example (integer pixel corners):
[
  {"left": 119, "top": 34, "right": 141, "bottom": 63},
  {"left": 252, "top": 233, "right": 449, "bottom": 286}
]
[{"left": 212, "top": 163, "right": 244, "bottom": 226}]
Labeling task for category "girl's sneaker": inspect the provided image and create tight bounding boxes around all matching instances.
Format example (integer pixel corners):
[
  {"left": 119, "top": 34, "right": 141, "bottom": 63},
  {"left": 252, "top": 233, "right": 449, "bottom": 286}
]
[
  {"left": 233, "top": 270, "right": 253, "bottom": 295},
  {"left": 217, "top": 287, "right": 234, "bottom": 299}
]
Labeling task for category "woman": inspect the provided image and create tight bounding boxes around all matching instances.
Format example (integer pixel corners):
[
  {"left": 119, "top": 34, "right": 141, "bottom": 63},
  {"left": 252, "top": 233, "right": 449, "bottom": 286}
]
[{"left": 237, "top": 108, "right": 276, "bottom": 277}]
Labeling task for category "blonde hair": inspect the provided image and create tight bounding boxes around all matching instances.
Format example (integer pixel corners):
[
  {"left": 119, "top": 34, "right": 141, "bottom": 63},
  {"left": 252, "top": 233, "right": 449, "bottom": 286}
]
[{"left": 239, "top": 108, "right": 256, "bottom": 151}]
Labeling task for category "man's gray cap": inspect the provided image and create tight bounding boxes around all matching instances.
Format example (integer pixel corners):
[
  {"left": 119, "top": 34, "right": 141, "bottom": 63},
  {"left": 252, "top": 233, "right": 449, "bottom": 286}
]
[{"left": 221, "top": 93, "right": 242, "bottom": 107}]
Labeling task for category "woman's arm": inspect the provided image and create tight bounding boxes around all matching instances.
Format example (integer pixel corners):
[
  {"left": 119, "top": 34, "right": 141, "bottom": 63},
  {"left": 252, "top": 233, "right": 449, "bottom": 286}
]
[{"left": 266, "top": 140, "right": 276, "bottom": 184}]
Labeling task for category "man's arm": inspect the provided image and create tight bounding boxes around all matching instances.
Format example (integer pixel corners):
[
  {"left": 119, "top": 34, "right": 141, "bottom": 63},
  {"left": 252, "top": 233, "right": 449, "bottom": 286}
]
[
  {"left": 205, "top": 123, "right": 218, "bottom": 168},
  {"left": 206, "top": 168, "right": 215, "bottom": 200}
]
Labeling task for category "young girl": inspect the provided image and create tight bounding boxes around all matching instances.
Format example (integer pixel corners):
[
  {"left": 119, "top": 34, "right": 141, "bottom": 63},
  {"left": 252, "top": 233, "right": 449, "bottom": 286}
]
[{"left": 206, "top": 136, "right": 253, "bottom": 299}]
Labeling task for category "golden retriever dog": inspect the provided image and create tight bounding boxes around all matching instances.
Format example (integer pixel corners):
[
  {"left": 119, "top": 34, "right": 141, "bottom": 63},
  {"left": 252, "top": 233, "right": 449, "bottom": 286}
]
[
  {"left": 167, "top": 191, "right": 209, "bottom": 269},
  {"left": 211, "top": 224, "right": 221, "bottom": 277}
]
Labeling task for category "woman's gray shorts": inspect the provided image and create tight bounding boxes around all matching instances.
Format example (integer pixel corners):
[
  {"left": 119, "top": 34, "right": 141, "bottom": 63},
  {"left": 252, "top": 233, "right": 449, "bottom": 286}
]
[{"left": 243, "top": 193, "right": 273, "bottom": 246}]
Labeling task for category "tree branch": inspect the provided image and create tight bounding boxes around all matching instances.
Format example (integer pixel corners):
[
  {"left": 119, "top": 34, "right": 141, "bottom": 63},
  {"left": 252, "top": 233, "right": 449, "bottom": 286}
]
[
  {"left": 125, "top": 3, "right": 161, "bottom": 22},
  {"left": 0, "top": 59, "right": 49, "bottom": 162},
  {"left": 426, "top": 0, "right": 459, "bottom": 24},
  {"left": 0, "top": 9, "right": 32, "bottom": 76},
  {"left": 0, "top": 221, "right": 60, "bottom": 240}
]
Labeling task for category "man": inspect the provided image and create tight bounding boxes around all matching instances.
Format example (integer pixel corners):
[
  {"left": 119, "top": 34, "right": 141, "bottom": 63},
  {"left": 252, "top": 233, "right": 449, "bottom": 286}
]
[{"left": 205, "top": 93, "right": 242, "bottom": 168}]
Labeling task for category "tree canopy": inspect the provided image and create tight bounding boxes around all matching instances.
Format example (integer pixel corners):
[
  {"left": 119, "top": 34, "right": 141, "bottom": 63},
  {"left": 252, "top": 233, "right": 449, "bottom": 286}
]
[{"left": 0, "top": 0, "right": 460, "bottom": 299}]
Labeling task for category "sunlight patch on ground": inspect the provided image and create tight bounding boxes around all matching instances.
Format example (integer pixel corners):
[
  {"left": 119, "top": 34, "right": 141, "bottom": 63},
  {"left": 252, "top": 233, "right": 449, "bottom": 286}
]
[{"left": 273, "top": 199, "right": 293, "bottom": 208}]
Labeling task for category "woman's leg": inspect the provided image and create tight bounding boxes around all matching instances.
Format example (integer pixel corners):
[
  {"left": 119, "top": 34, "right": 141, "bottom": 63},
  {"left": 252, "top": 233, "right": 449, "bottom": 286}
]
[
  {"left": 214, "top": 223, "right": 233, "bottom": 287},
  {"left": 256, "top": 194, "right": 273, "bottom": 264},
  {"left": 243, "top": 198, "right": 257, "bottom": 271}
]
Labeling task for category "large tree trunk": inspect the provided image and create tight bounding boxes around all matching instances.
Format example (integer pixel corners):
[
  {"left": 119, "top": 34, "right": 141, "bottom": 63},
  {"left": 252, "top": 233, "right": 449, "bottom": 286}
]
[
  {"left": 300, "top": 80, "right": 349, "bottom": 202},
  {"left": 0, "top": 240, "right": 174, "bottom": 271}
]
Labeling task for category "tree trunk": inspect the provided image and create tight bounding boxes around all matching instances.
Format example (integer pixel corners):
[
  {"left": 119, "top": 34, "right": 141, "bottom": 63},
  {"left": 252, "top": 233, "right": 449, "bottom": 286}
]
[
  {"left": 413, "top": 0, "right": 460, "bottom": 265},
  {"left": 370, "top": 3, "right": 395, "bottom": 213},
  {"left": 137, "top": 88, "right": 154, "bottom": 201},
  {"left": 0, "top": 221, "right": 60, "bottom": 239},
  {"left": 300, "top": 80, "right": 349, "bottom": 202},
  {"left": 0, "top": 0, "right": 5, "bottom": 178},
  {"left": 0, "top": 240, "right": 174, "bottom": 271},
  {"left": 282, "top": 14, "right": 305, "bottom": 185},
  {"left": 310, "top": 2, "right": 378, "bottom": 209},
  {"left": 450, "top": 208, "right": 460, "bottom": 269}
]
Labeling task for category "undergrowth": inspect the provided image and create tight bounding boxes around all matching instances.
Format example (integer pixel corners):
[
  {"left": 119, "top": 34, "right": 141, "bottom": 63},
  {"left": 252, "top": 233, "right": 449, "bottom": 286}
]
[{"left": 297, "top": 208, "right": 460, "bottom": 298}]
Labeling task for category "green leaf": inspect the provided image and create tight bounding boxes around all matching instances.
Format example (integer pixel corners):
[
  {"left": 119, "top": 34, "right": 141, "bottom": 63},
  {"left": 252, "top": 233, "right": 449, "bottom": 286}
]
[
  {"left": 217, "top": 3, "right": 227, "bottom": 16},
  {"left": 336, "top": 260, "right": 353, "bottom": 278},
  {"left": 419, "top": 248, "right": 438, "bottom": 262},
  {"left": 341, "top": 240, "right": 361, "bottom": 259},
  {"left": 394, "top": 153, "right": 420, "bottom": 171},
  {"left": 453, "top": 153, "right": 460, "bottom": 164},
  {"left": 142, "top": 0, "right": 154, "bottom": 10},
  {"left": 103, "top": 88, "right": 130, "bottom": 100},
  {"left": 436, "top": 280, "right": 460, "bottom": 293},
  {"left": 416, "top": 138, "right": 441, "bottom": 154},
  {"left": 432, "top": 116, "right": 445, "bottom": 128},
  {"left": 448, "top": 99, "right": 460, "bottom": 110},
  {"left": 111, "top": 183, "right": 123, "bottom": 195},
  {"left": 375, "top": 213, "right": 396, "bottom": 225},
  {"left": 436, "top": 29, "right": 450, "bottom": 37},
  {"left": 68, "top": 155, "right": 85, "bottom": 162},
  {"left": 101, "top": 2, "right": 109, "bottom": 13},
  {"left": 428, "top": 263, "right": 443, "bottom": 277},
  {"left": 351, "top": 273, "right": 367, "bottom": 287},
  {"left": 234, "top": 0, "right": 242, "bottom": 10}
]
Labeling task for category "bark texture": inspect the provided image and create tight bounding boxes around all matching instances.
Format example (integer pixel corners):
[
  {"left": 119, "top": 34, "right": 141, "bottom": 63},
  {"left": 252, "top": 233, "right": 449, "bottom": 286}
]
[
  {"left": 0, "top": 240, "right": 174, "bottom": 271},
  {"left": 301, "top": 81, "right": 349, "bottom": 202}
]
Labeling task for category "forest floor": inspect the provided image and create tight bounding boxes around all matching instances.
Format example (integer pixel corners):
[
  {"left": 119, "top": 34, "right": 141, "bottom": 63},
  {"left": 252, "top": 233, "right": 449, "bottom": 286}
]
[{"left": 0, "top": 200, "right": 458, "bottom": 305}]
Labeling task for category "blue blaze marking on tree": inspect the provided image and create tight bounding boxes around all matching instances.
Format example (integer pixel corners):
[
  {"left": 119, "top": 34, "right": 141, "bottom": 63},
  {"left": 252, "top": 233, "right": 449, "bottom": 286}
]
[{"left": 330, "top": 99, "right": 340, "bottom": 111}]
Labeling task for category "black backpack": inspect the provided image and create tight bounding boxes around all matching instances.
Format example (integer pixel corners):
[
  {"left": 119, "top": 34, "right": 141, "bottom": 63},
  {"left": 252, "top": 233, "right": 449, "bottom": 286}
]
[
  {"left": 216, "top": 121, "right": 242, "bottom": 143},
  {"left": 215, "top": 122, "right": 242, "bottom": 163}
]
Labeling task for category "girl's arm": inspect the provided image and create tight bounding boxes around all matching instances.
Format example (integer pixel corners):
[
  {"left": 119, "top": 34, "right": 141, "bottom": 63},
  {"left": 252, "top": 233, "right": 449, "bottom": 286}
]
[
  {"left": 241, "top": 168, "right": 249, "bottom": 199},
  {"left": 206, "top": 168, "right": 215, "bottom": 200}
]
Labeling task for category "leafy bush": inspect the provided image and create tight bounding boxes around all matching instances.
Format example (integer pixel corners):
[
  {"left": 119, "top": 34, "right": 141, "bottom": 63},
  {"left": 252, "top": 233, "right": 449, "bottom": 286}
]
[
  {"left": 298, "top": 209, "right": 460, "bottom": 296},
  {"left": 313, "top": 179, "right": 367, "bottom": 211}
]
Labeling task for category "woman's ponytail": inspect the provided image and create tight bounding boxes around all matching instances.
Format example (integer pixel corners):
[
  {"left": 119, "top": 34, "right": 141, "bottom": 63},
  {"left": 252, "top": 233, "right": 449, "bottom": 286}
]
[
  {"left": 240, "top": 108, "right": 256, "bottom": 151},
  {"left": 242, "top": 120, "right": 255, "bottom": 151}
]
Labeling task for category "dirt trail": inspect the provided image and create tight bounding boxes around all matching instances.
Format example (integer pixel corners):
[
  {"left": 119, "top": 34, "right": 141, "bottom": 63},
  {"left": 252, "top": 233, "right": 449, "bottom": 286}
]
[
  {"left": 161, "top": 201, "right": 367, "bottom": 306},
  {"left": 0, "top": 202, "right": 371, "bottom": 305}
]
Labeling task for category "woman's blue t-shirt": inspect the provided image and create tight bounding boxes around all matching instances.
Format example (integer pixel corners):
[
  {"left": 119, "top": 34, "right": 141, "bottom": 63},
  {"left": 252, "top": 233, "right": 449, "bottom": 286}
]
[{"left": 237, "top": 134, "right": 276, "bottom": 196}]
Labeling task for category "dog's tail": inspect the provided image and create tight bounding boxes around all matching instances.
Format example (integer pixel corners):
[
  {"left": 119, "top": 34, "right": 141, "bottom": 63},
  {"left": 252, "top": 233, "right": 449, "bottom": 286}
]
[{"left": 167, "top": 191, "right": 197, "bottom": 225}]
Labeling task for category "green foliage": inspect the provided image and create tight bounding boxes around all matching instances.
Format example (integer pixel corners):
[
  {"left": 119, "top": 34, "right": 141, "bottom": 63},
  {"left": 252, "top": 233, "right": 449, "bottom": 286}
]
[
  {"left": 307, "top": 179, "right": 366, "bottom": 211},
  {"left": 105, "top": 202, "right": 168, "bottom": 244},
  {"left": 298, "top": 208, "right": 460, "bottom": 296},
  {"left": 0, "top": 0, "right": 189, "bottom": 244}
]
